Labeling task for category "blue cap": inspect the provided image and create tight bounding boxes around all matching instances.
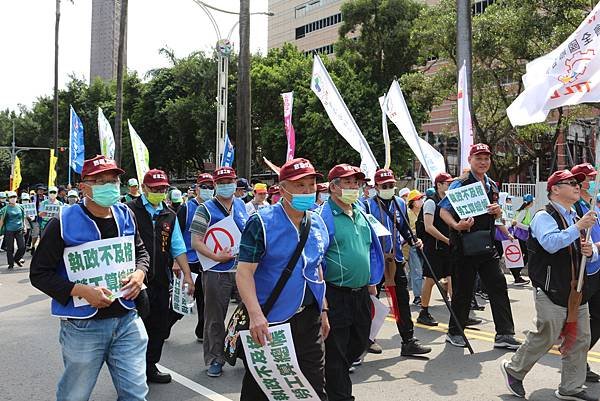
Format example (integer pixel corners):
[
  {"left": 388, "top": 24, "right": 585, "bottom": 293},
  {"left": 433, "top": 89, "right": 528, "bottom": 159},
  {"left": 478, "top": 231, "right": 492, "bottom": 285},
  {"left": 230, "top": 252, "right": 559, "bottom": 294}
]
[
  {"left": 425, "top": 187, "right": 435, "bottom": 197},
  {"left": 523, "top": 194, "right": 534, "bottom": 203}
]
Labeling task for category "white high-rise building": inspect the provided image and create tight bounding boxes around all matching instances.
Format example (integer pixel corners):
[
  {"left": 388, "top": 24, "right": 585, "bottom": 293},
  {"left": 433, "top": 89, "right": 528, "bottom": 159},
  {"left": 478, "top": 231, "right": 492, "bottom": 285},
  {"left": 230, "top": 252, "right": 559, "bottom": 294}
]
[{"left": 90, "top": 0, "right": 125, "bottom": 83}]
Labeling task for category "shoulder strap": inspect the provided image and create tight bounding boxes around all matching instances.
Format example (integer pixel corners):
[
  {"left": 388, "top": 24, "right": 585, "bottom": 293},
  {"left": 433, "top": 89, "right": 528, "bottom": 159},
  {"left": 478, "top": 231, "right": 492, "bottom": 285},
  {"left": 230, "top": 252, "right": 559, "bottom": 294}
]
[{"left": 261, "top": 211, "right": 312, "bottom": 315}]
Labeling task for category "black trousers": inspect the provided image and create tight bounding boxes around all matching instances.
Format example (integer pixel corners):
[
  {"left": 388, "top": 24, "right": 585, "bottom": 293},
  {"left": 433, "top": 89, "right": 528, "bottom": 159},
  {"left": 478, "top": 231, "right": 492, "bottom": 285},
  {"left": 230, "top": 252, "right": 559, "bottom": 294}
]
[
  {"left": 189, "top": 262, "right": 205, "bottom": 338},
  {"left": 240, "top": 304, "right": 327, "bottom": 401},
  {"left": 324, "top": 284, "right": 371, "bottom": 401},
  {"left": 4, "top": 230, "right": 25, "bottom": 267},
  {"left": 391, "top": 262, "right": 414, "bottom": 342},
  {"left": 143, "top": 283, "right": 170, "bottom": 367},
  {"left": 448, "top": 253, "right": 515, "bottom": 336}
]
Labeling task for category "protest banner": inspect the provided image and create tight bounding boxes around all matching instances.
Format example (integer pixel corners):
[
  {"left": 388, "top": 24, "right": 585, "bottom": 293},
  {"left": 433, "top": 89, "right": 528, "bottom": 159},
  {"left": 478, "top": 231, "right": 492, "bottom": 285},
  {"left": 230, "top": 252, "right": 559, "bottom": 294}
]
[
  {"left": 196, "top": 215, "right": 242, "bottom": 271},
  {"left": 446, "top": 181, "right": 490, "bottom": 219},
  {"left": 502, "top": 240, "right": 524, "bottom": 269},
  {"left": 63, "top": 236, "right": 136, "bottom": 307},
  {"left": 457, "top": 61, "right": 474, "bottom": 172},
  {"left": 172, "top": 272, "right": 198, "bottom": 315},
  {"left": 241, "top": 323, "right": 320, "bottom": 400},
  {"left": 128, "top": 120, "right": 150, "bottom": 186},
  {"left": 44, "top": 204, "right": 61, "bottom": 219},
  {"left": 22, "top": 203, "right": 37, "bottom": 219},
  {"left": 365, "top": 214, "right": 392, "bottom": 237},
  {"left": 98, "top": 107, "right": 115, "bottom": 159},
  {"left": 370, "top": 295, "right": 390, "bottom": 341}
]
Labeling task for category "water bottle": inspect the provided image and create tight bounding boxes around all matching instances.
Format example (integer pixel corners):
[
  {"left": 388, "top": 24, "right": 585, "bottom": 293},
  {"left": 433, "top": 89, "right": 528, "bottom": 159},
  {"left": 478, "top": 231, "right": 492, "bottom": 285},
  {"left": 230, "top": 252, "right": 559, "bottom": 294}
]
[{"left": 183, "top": 283, "right": 195, "bottom": 309}]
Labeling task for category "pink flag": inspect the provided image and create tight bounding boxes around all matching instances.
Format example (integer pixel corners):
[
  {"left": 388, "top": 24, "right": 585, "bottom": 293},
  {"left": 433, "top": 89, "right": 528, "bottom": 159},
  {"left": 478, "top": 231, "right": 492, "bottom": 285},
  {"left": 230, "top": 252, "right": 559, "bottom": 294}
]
[{"left": 281, "top": 92, "right": 296, "bottom": 161}]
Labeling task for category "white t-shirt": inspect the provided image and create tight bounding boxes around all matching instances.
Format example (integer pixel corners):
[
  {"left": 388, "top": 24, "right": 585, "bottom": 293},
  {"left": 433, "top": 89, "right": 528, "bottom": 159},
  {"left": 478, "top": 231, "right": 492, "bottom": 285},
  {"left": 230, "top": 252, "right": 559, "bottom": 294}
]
[{"left": 423, "top": 198, "right": 436, "bottom": 216}]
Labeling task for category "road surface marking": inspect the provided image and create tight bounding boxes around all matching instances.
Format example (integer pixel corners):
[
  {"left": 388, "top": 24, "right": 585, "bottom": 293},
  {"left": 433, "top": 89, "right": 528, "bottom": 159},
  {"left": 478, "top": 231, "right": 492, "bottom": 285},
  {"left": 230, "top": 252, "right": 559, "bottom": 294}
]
[{"left": 156, "top": 364, "right": 233, "bottom": 401}]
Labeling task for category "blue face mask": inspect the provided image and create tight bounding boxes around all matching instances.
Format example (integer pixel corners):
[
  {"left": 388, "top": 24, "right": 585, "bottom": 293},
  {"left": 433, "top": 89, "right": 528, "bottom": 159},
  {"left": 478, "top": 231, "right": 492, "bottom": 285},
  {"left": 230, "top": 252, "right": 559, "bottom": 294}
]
[
  {"left": 199, "top": 188, "right": 214, "bottom": 201},
  {"left": 289, "top": 193, "right": 316, "bottom": 211},
  {"left": 215, "top": 183, "right": 236, "bottom": 198},
  {"left": 589, "top": 181, "right": 596, "bottom": 194},
  {"left": 91, "top": 183, "right": 121, "bottom": 207}
]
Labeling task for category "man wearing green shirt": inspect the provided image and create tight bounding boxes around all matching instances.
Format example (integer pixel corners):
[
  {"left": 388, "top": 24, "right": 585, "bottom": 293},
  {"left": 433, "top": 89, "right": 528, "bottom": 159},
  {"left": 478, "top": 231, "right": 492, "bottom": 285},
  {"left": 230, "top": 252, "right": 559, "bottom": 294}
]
[
  {"left": 0, "top": 191, "right": 26, "bottom": 269},
  {"left": 317, "top": 164, "right": 384, "bottom": 401}
]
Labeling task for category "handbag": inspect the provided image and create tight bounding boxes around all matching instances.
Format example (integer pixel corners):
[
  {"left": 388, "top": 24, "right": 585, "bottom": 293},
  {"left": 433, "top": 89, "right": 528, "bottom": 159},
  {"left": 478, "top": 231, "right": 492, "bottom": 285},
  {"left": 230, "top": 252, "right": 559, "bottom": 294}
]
[
  {"left": 223, "top": 211, "right": 312, "bottom": 366},
  {"left": 461, "top": 230, "right": 494, "bottom": 256}
]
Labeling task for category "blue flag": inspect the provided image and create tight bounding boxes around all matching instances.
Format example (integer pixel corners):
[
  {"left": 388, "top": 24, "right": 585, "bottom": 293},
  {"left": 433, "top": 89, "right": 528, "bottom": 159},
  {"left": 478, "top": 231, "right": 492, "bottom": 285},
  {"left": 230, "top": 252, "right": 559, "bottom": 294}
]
[
  {"left": 221, "top": 131, "right": 234, "bottom": 167},
  {"left": 69, "top": 106, "right": 85, "bottom": 174}
]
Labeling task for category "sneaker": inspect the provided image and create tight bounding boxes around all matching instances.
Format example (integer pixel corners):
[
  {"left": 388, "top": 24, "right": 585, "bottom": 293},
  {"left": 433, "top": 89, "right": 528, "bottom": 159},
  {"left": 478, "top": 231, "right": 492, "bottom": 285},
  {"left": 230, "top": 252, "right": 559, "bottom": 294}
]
[
  {"left": 466, "top": 317, "right": 482, "bottom": 326},
  {"left": 494, "top": 334, "right": 522, "bottom": 350},
  {"left": 352, "top": 357, "right": 362, "bottom": 367},
  {"left": 401, "top": 338, "right": 431, "bottom": 356},
  {"left": 471, "top": 302, "right": 485, "bottom": 311},
  {"left": 207, "top": 361, "right": 223, "bottom": 377},
  {"left": 348, "top": 365, "right": 356, "bottom": 373},
  {"left": 477, "top": 291, "right": 489, "bottom": 300},
  {"left": 196, "top": 337, "right": 204, "bottom": 343},
  {"left": 554, "top": 390, "right": 599, "bottom": 401},
  {"left": 368, "top": 341, "right": 383, "bottom": 354},
  {"left": 445, "top": 334, "right": 466, "bottom": 348},
  {"left": 501, "top": 360, "right": 525, "bottom": 398},
  {"left": 15, "top": 260, "right": 23, "bottom": 267},
  {"left": 514, "top": 277, "right": 530, "bottom": 286},
  {"left": 587, "top": 363, "right": 600, "bottom": 383},
  {"left": 417, "top": 311, "right": 438, "bottom": 326},
  {"left": 7, "top": 265, "right": 13, "bottom": 270},
  {"left": 412, "top": 297, "right": 422, "bottom": 306}
]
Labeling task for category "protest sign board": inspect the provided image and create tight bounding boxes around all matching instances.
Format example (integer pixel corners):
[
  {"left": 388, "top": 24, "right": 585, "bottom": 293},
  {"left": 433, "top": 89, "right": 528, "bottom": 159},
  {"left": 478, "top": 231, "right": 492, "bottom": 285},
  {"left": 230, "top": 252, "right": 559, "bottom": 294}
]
[
  {"left": 241, "top": 323, "right": 320, "bottom": 400},
  {"left": 172, "top": 272, "right": 198, "bottom": 315},
  {"left": 502, "top": 240, "right": 524, "bottom": 269},
  {"left": 197, "top": 215, "right": 241, "bottom": 271},
  {"left": 63, "top": 236, "right": 136, "bottom": 307},
  {"left": 446, "top": 182, "right": 490, "bottom": 219},
  {"left": 22, "top": 203, "right": 37, "bottom": 219},
  {"left": 44, "top": 204, "right": 61, "bottom": 218},
  {"left": 370, "top": 295, "right": 390, "bottom": 341}
]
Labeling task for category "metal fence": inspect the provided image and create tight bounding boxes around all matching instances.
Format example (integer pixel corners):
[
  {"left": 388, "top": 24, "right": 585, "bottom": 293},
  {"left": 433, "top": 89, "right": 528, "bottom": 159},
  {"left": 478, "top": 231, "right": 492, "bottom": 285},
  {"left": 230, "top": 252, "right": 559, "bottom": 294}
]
[{"left": 501, "top": 183, "right": 536, "bottom": 198}]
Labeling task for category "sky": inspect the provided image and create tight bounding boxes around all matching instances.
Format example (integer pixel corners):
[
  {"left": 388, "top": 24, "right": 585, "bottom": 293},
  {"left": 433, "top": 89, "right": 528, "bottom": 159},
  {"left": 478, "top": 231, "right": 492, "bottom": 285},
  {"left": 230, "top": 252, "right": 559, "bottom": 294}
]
[{"left": 0, "top": 0, "right": 270, "bottom": 111}]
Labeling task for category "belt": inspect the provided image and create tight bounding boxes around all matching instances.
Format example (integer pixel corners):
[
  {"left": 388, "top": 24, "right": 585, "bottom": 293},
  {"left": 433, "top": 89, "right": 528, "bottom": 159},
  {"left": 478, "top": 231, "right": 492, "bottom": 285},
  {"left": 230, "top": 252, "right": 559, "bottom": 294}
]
[{"left": 326, "top": 282, "right": 367, "bottom": 293}]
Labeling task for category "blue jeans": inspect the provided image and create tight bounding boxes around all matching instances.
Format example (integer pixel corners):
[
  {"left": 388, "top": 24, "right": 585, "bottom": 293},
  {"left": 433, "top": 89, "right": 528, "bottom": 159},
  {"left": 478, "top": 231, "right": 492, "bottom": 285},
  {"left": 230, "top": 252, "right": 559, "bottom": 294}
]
[
  {"left": 408, "top": 246, "right": 423, "bottom": 298},
  {"left": 57, "top": 310, "right": 149, "bottom": 401}
]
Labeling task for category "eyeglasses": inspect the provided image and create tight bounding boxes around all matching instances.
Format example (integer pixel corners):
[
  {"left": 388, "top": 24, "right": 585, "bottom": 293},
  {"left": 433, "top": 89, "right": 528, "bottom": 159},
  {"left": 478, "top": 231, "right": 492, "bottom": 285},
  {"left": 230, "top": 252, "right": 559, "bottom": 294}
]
[
  {"left": 49, "top": 191, "right": 57, "bottom": 194},
  {"left": 379, "top": 184, "right": 395, "bottom": 190},
  {"left": 84, "top": 178, "right": 121, "bottom": 186},
  {"left": 556, "top": 180, "right": 581, "bottom": 188}
]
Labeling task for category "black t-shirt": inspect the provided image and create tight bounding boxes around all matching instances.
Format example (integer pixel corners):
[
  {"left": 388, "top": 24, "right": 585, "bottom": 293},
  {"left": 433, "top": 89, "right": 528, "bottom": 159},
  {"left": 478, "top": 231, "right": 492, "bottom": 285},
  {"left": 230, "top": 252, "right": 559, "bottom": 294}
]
[{"left": 30, "top": 203, "right": 149, "bottom": 319}]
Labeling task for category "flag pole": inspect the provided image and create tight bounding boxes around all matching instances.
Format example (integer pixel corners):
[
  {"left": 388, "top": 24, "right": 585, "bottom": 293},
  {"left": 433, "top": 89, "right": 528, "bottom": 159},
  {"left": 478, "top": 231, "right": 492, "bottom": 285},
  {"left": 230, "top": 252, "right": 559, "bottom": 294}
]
[{"left": 68, "top": 106, "right": 72, "bottom": 186}]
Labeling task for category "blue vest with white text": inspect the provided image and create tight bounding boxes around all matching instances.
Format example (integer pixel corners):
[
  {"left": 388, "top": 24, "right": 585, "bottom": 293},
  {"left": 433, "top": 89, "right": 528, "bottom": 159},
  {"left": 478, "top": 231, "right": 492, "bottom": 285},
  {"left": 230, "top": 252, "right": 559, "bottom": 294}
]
[
  {"left": 254, "top": 203, "right": 329, "bottom": 323},
  {"left": 202, "top": 197, "right": 248, "bottom": 272},
  {"left": 184, "top": 198, "right": 200, "bottom": 263},
  {"left": 317, "top": 201, "right": 384, "bottom": 286},
  {"left": 364, "top": 196, "right": 406, "bottom": 261},
  {"left": 51, "top": 203, "right": 137, "bottom": 319}
]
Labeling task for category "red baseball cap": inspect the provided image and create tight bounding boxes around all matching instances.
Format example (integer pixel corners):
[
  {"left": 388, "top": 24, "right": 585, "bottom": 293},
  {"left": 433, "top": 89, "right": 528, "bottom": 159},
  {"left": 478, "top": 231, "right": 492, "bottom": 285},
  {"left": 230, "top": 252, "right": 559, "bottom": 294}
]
[
  {"left": 328, "top": 164, "right": 366, "bottom": 182},
  {"left": 547, "top": 169, "right": 586, "bottom": 191},
  {"left": 212, "top": 167, "right": 237, "bottom": 181},
  {"left": 374, "top": 169, "right": 396, "bottom": 185},
  {"left": 435, "top": 172, "right": 454, "bottom": 185},
  {"left": 81, "top": 155, "right": 125, "bottom": 179},
  {"left": 469, "top": 143, "right": 491, "bottom": 157},
  {"left": 197, "top": 173, "right": 214, "bottom": 184},
  {"left": 268, "top": 185, "right": 280, "bottom": 195},
  {"left": 279, "top": 158, "right": 322, "bottom": 181},
  {"left": 571, "top": 163, "right": 597, "bottom": 177},
  {"left": 317, "top": 182, "right": 329, "bottom": 192},
  {"left": 143, "top": 169, "right": 169, "bottom": 187}
]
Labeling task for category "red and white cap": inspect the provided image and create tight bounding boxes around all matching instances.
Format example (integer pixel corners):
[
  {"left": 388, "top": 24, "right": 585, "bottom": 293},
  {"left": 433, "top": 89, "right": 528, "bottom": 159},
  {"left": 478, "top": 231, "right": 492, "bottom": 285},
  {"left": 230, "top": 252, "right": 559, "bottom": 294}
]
[
  {"left": 374, "top": 169, "right": 396, "bottom": 185},
  {"left": 143, "top": 169, "right": 170, "bottom": 187},
  {"left": 212, "top": 167, "right": 237, "bottom": 181},
  {"left": 469, "top": 143, "right": 491, "bottom": 157},
  {"left": 81, "top": 155, "right": 125, "bottom": 179},
  {"left": 327, "top": 164, "right": 365, "bottom": 182},
  {"left": 279, "top": 158, "right": 322, "bottom": 181}
]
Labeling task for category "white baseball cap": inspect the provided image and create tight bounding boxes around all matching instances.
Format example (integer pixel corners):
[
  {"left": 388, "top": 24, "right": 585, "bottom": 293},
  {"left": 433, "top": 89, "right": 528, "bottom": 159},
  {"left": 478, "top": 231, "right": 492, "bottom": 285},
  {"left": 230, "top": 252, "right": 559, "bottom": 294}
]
[
  {"left": 398, "top": 187, "right": 410, "bottom": 198},
  {"left": 21, "top": 193, "right": 30, "bottom": 200},
  {"left": 67, "top": 190, "right": 78, "bottom": 197},
  {"left": 128, "top": 178, "right": 139, "bottom": 187}
]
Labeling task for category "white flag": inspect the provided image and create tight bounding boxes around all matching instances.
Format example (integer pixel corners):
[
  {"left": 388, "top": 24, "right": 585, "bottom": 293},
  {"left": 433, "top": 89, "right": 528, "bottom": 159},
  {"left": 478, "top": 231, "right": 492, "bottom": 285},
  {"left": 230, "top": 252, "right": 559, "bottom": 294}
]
[
  {"left": 128, "top": 120, "right": 149, "bottom": 185},
  {"left": 379, "top": 96, "right": 392, "bottom": 169},
  {"left": 507, "top": 3, "right": 600, "bottom": 126},
  {"left": 457, "top": 62, "right": 474, "bottom": 172},
  {"left": 98, "top": 107, "right": 115, "bottom": 159},
  {"left": 384, "top": 80, "right": 446, "bottom": 182},
  {"left": 311, "top": 55, "right": 378, "bottom": 181}
]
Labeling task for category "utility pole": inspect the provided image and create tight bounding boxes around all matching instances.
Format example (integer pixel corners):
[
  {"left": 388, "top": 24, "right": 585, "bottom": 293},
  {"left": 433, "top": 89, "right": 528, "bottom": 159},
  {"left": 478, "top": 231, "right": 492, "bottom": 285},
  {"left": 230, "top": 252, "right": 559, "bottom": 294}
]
[
  {"left": 114, "top": 0, "right": 128, "bottom": 165},
  {"left": 53, "top": 0, "right": 60, "bottom": 153},
  {"left": 236, "top": 0, "right": 251, "bottom": 179}
]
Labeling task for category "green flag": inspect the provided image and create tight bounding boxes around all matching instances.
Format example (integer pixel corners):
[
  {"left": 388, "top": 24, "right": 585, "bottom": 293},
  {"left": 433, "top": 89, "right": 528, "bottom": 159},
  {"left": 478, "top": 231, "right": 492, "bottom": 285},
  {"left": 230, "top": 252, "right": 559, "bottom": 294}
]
[{"left": 128, "top": 120, "right": 149, "bottom": 185}]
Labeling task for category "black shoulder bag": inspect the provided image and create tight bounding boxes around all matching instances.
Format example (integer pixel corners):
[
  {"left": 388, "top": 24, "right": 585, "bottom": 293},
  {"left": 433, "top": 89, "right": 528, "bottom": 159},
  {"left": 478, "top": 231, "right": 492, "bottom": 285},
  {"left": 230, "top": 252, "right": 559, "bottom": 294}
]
[{"left": 223, "top": 211, "right": 312, "bottom": 366}]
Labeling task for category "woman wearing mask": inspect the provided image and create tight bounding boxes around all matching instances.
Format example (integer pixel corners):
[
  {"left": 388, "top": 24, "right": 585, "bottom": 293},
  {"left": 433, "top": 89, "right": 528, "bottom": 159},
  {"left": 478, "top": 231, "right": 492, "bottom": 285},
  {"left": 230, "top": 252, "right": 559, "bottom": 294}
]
[
  {"left": 0, "top": 191, "right": 27, "bottom": 269},
  {"left": 66, "top": 189, "right": 79, "bottom": 205},
  {"left": 406, "top": 190, "right": 425, "bottom": 305},
  {"left": 511, "top": 194, "right": 534, "bottom": 285},
  {"left": 267, "top": 185, "right": 281, "bottom": 204},
  {"left": 38, "top": 186, "right": 64, "bottom": 233},
  {"left": 314, "top": 182, "right": 329, "bottom": 208}
]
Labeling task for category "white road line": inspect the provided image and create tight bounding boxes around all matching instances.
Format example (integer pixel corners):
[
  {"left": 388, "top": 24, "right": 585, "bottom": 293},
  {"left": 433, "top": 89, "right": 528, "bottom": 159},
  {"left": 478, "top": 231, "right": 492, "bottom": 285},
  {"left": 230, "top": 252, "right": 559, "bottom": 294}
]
[{"left": 156, "top": 364, "right": 233, "bottom": 401}]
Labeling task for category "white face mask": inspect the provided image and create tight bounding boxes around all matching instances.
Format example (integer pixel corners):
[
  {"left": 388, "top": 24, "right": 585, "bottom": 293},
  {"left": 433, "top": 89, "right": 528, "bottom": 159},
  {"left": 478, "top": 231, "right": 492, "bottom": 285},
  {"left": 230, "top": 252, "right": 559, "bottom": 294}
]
[
  {"left": 49, "top": 193, "right": 57, "bottom": 201},
  {"left": 379, "top": 188, "right": 395, "bottom": 200},
  {"left": 319, "top": 193, "right": 330, "bottom": 202}
]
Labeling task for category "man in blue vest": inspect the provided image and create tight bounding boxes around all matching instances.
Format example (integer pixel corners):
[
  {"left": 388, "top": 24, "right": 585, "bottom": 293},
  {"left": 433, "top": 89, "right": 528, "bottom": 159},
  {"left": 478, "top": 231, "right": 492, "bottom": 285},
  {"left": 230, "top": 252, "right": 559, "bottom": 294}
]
[
  {"left": 317, "top": 164, "right": 384, "bottom": 401},
  {"left": 177, "top": 172, "right": 214, "bottom": 342},
  {"left": 236, "top": 157, "right": 329, "bottom": 400},
  {"left": 364, "top": 168, "right": 431, "bottom": 356},
  {"left": 191, "top": 166, "right": 248, "bottom": 377},
  {"left": 30, "top": 155, "right": 150, "bottom": 401},
  {"left": 127, "top": 169, "right": 195, "bottom": 384},
  {"left": 440, "top": 143, "right": 521, "bottom": 349}
]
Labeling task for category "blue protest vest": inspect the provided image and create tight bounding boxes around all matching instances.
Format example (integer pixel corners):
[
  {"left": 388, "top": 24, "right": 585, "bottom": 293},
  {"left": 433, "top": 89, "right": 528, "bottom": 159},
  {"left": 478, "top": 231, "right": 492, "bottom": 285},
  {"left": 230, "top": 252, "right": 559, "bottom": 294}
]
[
  {"left": 184, "top": 198, "right": 200, "bottom": 263},
  {"left": 578, "top": 201, "right": 600, "bottom": 275},
  {"left": 202, "top": 197, "right": 248, "bottom": 272},
  {"left": 317, "top": 201, "right": 384, "bottom": 286},
  {"left": 364, "top": 196, "right": 405, "bottom": 261},
  {"left": 51, "top": 203, "right": 137, "bottom": 319},
  {"left": 254, "top": 203, "right": 329, "bottom": 323}
]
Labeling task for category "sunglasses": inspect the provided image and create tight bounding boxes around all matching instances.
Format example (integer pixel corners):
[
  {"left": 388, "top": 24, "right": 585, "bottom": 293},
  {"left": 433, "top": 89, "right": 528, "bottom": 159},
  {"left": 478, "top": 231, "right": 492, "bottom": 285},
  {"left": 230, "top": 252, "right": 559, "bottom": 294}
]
[
  {"left": 199, "top": 184, "right": 214, "bottom": 190},
  {"left": 378, "top": 184, "right": 395, "bottom": 190},
  {"left": 49, "top": 191, "right": 57, "bottom": 194},
  {"left": 556, "top": 180, "right": 581, "bottom": 188}
]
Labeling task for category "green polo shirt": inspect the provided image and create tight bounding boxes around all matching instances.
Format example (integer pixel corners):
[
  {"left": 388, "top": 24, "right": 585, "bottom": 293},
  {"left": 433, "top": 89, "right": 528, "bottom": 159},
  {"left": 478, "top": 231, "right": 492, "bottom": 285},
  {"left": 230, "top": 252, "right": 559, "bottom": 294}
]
[{"left": 324, "top": 198, "right": 372, "bottom": 288}]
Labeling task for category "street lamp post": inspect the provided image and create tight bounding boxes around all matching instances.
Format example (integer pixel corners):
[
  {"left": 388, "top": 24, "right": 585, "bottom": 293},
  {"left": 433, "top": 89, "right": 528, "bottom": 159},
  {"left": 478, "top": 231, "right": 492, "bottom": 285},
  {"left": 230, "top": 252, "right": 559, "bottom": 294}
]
[{"left": 192, "top": 1, "right": 272, "bottom": 170}]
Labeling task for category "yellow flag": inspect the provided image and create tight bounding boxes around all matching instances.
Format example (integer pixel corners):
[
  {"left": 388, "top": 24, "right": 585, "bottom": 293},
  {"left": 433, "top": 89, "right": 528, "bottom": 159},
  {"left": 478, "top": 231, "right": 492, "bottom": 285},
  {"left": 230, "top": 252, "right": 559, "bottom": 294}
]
[
  {"left": 48, "top": 149, "right": 58, "bottom": 187},
  {"left": 12, "top": 156, "right": 21, "bottom": 191}
]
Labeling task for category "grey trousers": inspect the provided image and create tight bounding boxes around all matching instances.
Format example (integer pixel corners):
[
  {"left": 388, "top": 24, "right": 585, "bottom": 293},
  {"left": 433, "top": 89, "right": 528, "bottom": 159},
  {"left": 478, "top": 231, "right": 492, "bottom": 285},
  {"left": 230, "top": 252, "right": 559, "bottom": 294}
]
[
  {"left": 202, "top": 270, "right": 235, "bottom": 366},
  {"left": 506, "top": 288, "right": 590, "bottom": 395}
]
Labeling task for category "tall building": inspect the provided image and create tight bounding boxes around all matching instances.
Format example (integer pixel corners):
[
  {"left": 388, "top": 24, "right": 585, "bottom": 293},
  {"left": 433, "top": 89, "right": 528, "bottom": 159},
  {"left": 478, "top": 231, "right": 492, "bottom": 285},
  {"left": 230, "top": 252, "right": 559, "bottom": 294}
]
[{"left": 90, "top": 0, "right": 125, "bottom": 83}]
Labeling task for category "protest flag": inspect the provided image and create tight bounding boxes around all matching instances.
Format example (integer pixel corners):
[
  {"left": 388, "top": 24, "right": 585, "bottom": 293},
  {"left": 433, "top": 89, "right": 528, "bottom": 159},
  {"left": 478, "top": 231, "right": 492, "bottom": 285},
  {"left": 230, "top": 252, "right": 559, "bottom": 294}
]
[
  {"left": 458, "top": 61, "right": 474, "bottom": 172},
  {"left": 98, "top": 107, "right": 115, "bottom": 159},
  {"left": 281, "top": 92, "right": 296, "bottom": 161},
  {"left": 128, "top": 120, "right": 149, "bottom": 185}
]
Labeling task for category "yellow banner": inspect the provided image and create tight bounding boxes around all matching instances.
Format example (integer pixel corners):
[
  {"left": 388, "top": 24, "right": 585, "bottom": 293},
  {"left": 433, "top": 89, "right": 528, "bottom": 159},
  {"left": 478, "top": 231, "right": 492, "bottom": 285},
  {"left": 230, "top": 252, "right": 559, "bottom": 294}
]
[
  {"left": 12, "top": 156, "right": 21, "bottom": 191},
  {"left": 48, "top": 149, "right": 58, "bottom": 187}
]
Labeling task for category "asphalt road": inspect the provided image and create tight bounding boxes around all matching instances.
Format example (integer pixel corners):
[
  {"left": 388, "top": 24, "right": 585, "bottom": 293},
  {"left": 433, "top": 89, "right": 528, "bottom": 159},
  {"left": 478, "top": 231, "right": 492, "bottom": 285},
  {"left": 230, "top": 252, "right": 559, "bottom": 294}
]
[{"left": 3, "top": 256, "right": 600, "bottom": 401}]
